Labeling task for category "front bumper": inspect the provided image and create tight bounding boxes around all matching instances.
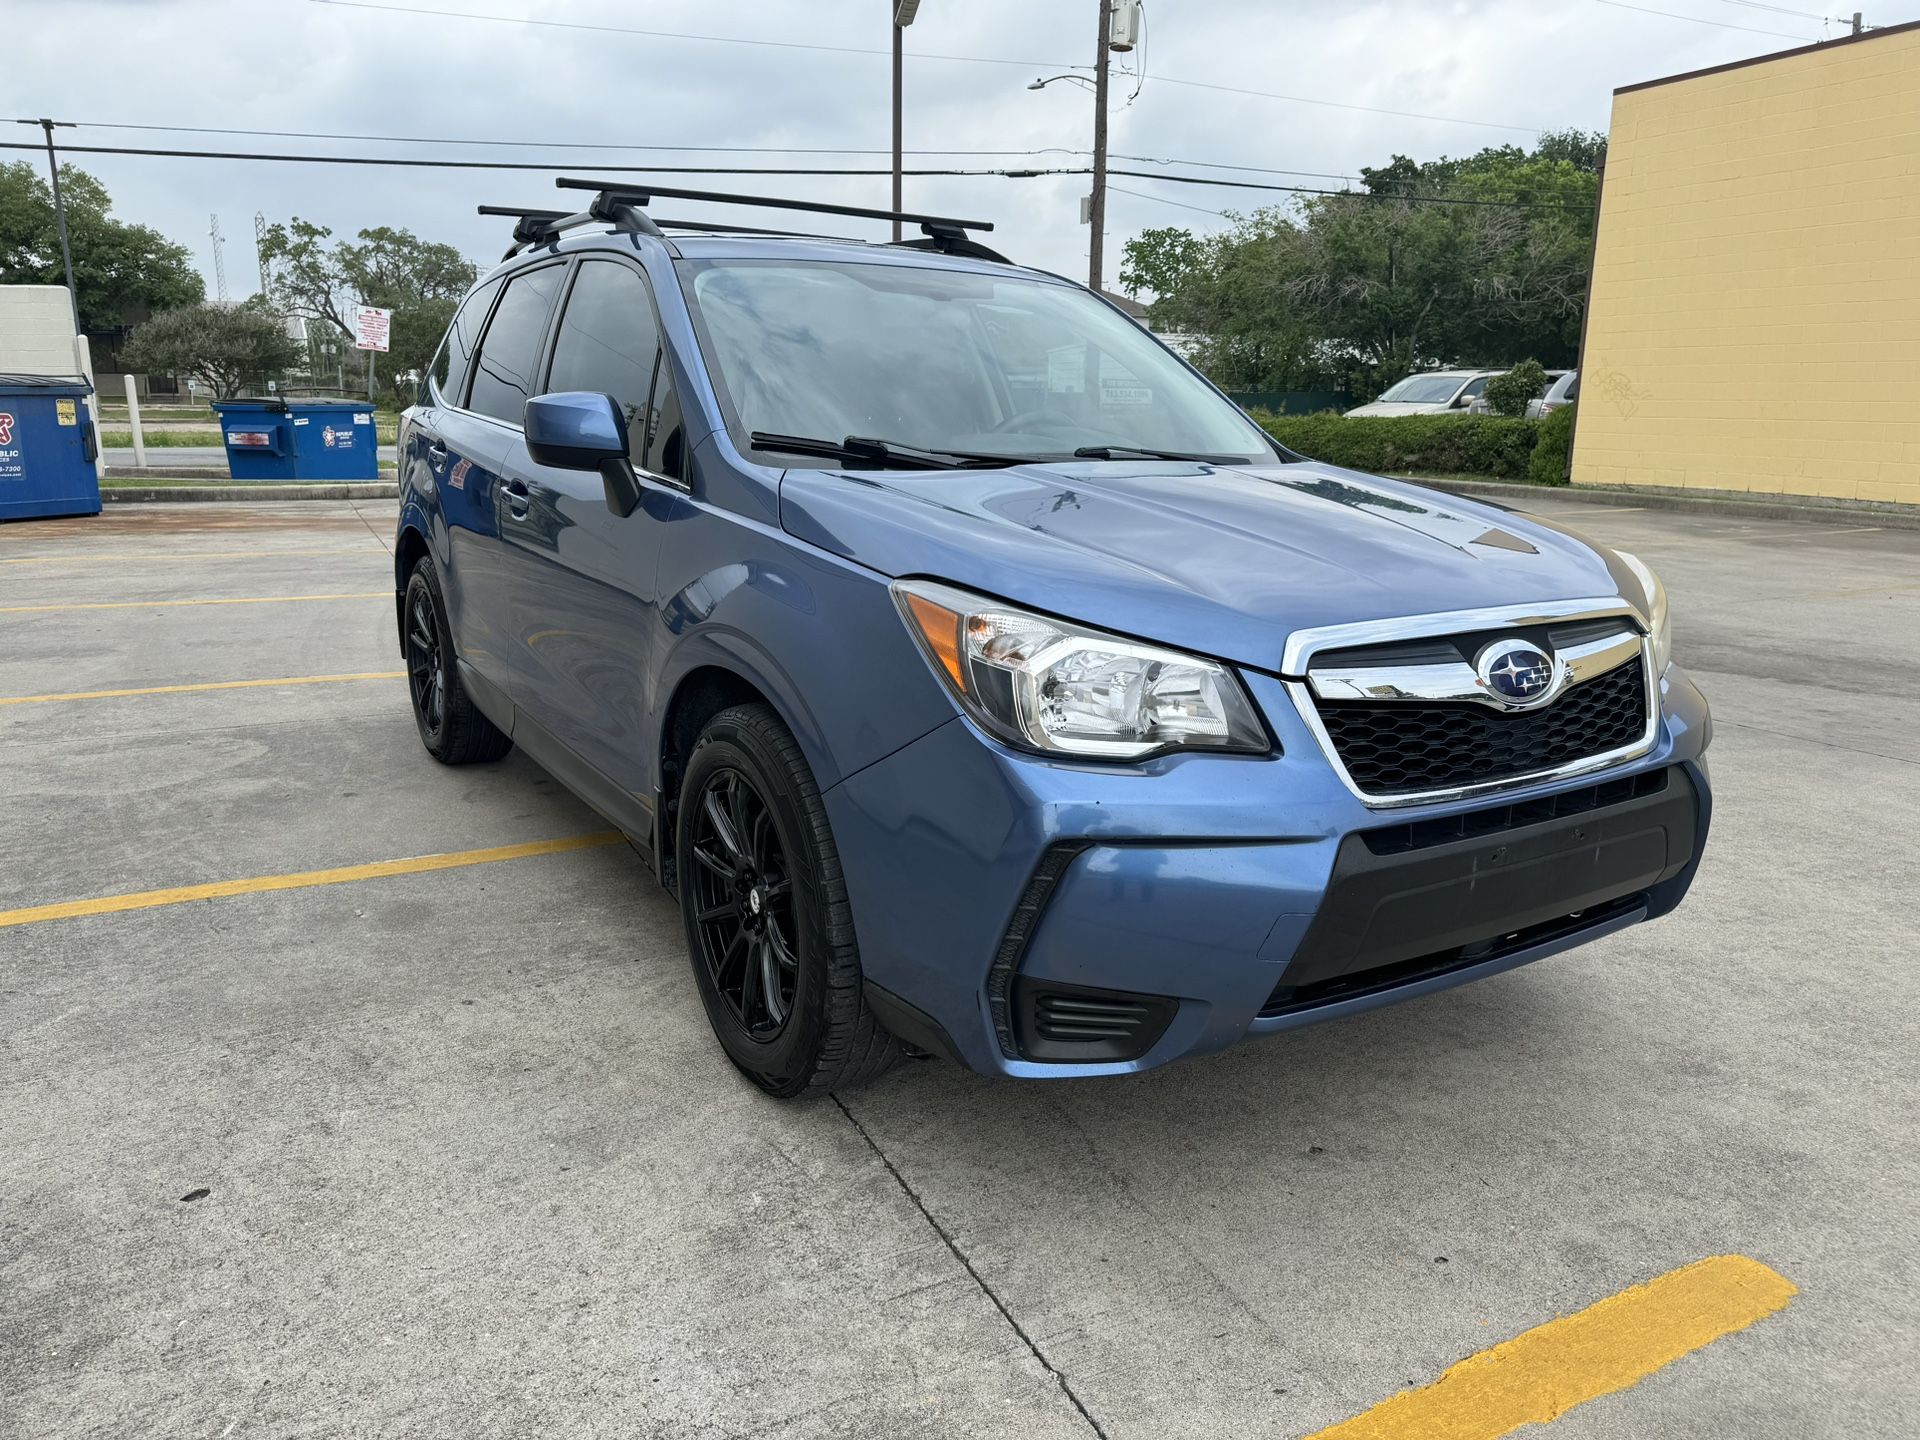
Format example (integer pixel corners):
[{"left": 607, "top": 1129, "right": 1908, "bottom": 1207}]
[{"left": 824, "top": 665, "right": 1713, "bottom": 1078}]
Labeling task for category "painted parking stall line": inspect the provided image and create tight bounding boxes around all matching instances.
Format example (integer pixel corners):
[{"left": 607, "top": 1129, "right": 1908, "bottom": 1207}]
[
  {"left": 0, "top": 672, "right": 406, "bottom": 707},
  {"left": 1305, "top": 1255, "right": 1796, "bottom": 1440},
  {"left": 0, "top": 833, "right": 628, "bottom": 930},
  {"left": 0, "top": 546, "right": 382, "bottom": 567},
  {"left": 0, "top": 592, "right": 388, "bottom": 615}
]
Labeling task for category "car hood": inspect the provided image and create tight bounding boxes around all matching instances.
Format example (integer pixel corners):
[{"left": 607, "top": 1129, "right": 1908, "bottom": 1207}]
[
  {"left": 778, "top": 460, "right": 1634, "bottom": 674},
  {"left": 1344, "top": 402, "right": 1451, "bottom": 417}
]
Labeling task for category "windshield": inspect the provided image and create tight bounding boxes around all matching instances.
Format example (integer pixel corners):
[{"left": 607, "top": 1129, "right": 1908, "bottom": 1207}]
[
  {"left": 681, "top": 257, "right": 1277, "bottom": 464},
  {"left": 1377, "top": 374, "right": 1466, "bottom": 404}
]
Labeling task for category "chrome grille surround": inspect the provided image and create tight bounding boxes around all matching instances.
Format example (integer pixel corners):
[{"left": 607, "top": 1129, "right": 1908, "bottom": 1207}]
[{"left": 1283, "top": 598, "right": 1662, "bottom": 808}]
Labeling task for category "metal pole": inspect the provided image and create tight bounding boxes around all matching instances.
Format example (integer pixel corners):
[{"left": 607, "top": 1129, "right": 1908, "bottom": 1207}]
[
  {"left": 367, "top": 347, "right": 376, "bottom": 404},
  {"left": 1852, "top": 11, "right": 1863, "bottom": 34},
  {"left": 123, "top": 374, "right": 147, "bottom": 469},
  {"left": 20, "top": 119, "right": 81, "bottom": 336},
  {"left": 892, "top": 14, "right": 904, "bottom": 241},
  {"left": 1089, "top": 0, "right": 1112, "bottom": 292}
]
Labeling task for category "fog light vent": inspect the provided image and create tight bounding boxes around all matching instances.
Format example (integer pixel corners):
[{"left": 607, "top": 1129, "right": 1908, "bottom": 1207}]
[{"left": 1012, "top": 978, "right": 1177, "bottom": 1063}]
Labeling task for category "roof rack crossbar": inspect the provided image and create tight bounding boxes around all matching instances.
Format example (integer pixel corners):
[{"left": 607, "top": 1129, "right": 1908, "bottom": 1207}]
[
  {"left": 478, "top": 200, "right": 661, "bottom": 259},
  {"left": 553, "top": 176, "right": 993, "bottom": 234},
  {"left": 653, "top": 217, "right": 843, "bottom": 240}
]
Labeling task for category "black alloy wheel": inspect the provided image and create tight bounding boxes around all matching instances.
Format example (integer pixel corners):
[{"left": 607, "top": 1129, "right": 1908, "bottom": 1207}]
[
  {"left": 687, "top": 767, "right": 799, "bottom": 1036},
  {"left": 405, "top": 582, "right": 447, "bottom": 744}
]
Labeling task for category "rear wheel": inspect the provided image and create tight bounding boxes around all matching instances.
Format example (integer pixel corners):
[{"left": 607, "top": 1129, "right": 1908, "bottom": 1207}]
[
  {"left": 677, "top": 704, "right": 901, "bottom": 1097},
  {"left": 404, "top": 557, "right": 512, "bottom": 765}
]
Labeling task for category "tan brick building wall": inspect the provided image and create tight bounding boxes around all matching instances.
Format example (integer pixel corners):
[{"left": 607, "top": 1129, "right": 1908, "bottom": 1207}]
[{"left": 1572, "top": 23, "right": 1920, "bottom": 507}]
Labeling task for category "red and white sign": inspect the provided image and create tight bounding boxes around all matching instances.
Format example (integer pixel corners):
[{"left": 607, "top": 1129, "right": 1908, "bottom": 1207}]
[{"left": 353, "top": 305, "right": 392, "bottom": 352}]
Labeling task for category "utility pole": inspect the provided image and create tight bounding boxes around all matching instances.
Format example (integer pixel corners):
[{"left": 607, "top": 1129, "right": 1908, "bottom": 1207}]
[
  {"left": 892, "top": 1, "right": 922, "bottom": 241},
  {"left": 1089, "top": 0, "right": 1112, "bottom": 292},
  {"left": 17, "top": 118, "right": 80, "bottom": 336}
]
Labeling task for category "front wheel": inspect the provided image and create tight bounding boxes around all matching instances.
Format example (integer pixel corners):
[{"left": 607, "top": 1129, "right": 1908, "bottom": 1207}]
[{"left": 677, "top": 704, "right": 901, "bottom": 1098}]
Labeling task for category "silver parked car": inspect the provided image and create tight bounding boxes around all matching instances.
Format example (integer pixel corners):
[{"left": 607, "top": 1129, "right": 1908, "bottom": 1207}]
[
  {"left": 1345, "top": 370, "right": 1504, "bottom": 417},
  {"left": 1527, "top": 369, "right": 1579, "bottom": 420}
]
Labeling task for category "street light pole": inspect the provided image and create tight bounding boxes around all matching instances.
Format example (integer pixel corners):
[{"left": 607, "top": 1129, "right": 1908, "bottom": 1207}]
[
  {"left": 1089, "top": 0, "right": 1112, "bottom": 292},
  {"left": 18, "top": 118, "right": 80, "bottom": 335},
  {"left": 892, "top": 0, "right": 922, "bottom": 242}
]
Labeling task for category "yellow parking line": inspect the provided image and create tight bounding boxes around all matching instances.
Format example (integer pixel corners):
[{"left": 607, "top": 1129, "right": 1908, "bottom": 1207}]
[
  {"left": 0, "top": 592, "right": 388, "bottom": 615},
  {"left": 1306, "top": 1255, "right": 1796, "bottom": 1440},
  {"left": 0, "top": 671, "right": 405, "bottom": 706},
  {"left": 0, "top": 832, "right": 627, "bottom": 930},
  {"left": 0, "top": 547, "right": 378, "bottom": 566}
]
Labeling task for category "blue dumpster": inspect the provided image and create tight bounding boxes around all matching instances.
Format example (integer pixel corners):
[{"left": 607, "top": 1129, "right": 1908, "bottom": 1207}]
[
  {"left": 212, "top": 398, "right": 378, "bottom": 481},
  {"left": 0, "top": 375, "right": 101, "bottom": 522}
]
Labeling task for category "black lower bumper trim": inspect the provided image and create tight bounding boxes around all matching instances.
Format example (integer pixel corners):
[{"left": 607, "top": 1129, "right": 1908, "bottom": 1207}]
[{"left": 1266, "top": 765, "right": 1700, "bottom": 1013}]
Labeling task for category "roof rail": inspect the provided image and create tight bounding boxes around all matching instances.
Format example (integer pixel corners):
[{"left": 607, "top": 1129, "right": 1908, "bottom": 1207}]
[{"left": 552, "top": 177, "right": 1006, "bottom": 261}]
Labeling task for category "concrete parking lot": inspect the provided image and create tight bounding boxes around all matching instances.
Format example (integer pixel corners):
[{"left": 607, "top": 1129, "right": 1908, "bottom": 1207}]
[{"left": 2, "top": 494, "right": 1915, "bottom": 1438}]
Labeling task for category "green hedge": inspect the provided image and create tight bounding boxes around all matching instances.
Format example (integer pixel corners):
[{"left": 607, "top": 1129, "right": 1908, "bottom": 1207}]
[
  {"left": 1256, "top": 412, "right": 1555, "bottom": 482},
  {"left": 1528, "top": 402, "right": 1577, "bottom": 486}
]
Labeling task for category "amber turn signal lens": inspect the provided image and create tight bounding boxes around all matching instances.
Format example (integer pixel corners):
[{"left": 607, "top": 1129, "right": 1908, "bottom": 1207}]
[{"left": 902, "top": 590, "right": 966, "bottom": 692}]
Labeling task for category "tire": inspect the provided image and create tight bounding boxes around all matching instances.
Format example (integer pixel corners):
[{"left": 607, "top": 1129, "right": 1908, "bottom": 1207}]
[
  {"left": 676, "top": 703, "right": 902, "bottom": 1098},
  {"left": 403, "top": 556, "right": 513, "bottom": 766}
]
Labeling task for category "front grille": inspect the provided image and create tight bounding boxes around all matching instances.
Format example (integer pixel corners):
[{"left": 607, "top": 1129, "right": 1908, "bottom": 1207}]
[
  {"left": 1316, "top": 657, "right": 1648, "bottom": 797},
  {"left": 1360, "top": 767, "right": 1671, "bottom": 856}
]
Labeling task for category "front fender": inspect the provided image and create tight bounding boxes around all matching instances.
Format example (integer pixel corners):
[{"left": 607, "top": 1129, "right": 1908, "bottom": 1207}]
[{"left": 650, "top": 499, "right": 956, "bottom": 797}]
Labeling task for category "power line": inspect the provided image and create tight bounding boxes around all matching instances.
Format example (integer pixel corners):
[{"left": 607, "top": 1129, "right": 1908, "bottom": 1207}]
[
  {"left": 4, "top": 117, "right": 1365, "bottom": 182},
  {"left": 1715, "top": 0, "right": 1845, "bottom": 22},
  {"left": 0, "top": 139, "right": 1596, "bottom": 211},
  {"left": 302, "top": 0, "right": 1086, "bottom": 69},
  {"left": 299, "top": 0, "right": 1547, "bottom": 135},
  {"left": 1591, "top": 0, "right": 1818, "bottom": 40},
  {"left": 1106, "top": 184, "right": 1231, "bottom": 218}
]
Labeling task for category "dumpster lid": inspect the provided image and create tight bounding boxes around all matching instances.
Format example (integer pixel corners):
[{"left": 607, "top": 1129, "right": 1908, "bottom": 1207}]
[
  {"left": 212, "top": 397, "right": 372, "bottom": 414},
  {"left": 0, "top": 373, "right": 94, "bottom": 397}
]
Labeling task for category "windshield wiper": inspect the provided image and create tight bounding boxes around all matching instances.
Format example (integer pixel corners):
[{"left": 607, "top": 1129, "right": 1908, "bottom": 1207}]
[
  {"left": 751, "top": 431, "right": 1029, "bottom": 470},
  {"left": 1072, "top": 444, "right": 1250, "bottom": 464}
]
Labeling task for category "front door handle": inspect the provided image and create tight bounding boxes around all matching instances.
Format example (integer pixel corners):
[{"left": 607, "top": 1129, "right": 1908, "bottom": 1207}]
[
  {"left": 503, "top": 477, "right": 531, "bottom": 519},
  {"left": 425, "top": 440, "right": 448, "bottom": 466}
]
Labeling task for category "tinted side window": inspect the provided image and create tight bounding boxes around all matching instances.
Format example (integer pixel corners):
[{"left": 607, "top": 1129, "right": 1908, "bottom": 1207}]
[
  {"left": 468, "top": 266, "right": 564, "bottom": 425},
  {"left": 546, "top": 260, "right": 661, "bottom": 461},
  {"left": 648, "top": 354, "right": 684, "bottom": 481},
  {"left": 1459, "top": 377, "right": 1490, "bottom": 400},
  {"left": 433, "top": 276, "right": 501, "bottom": 405}
]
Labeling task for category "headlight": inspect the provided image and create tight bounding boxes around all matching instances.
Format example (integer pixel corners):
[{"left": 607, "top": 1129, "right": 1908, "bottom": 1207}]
[
  {"left": 892, "top": 579, "right": 1268, "bottom": 760},
  {"left": 1615, "top": 551, "right": 1672, "bottom": 675}
]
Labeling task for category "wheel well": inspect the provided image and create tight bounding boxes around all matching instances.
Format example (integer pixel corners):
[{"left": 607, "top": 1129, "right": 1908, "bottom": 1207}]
[
  {"left": 394, "top": 526, "right": 429, "bottom": 651},
  {"left": 657, "top": 666, "right": 772, "bottom": 892}
]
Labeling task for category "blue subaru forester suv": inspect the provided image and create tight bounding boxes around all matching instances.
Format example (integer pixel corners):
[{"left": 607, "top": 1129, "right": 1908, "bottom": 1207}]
[{"left": 395, "top": 183, "right": 1711, "bottom": 1098}]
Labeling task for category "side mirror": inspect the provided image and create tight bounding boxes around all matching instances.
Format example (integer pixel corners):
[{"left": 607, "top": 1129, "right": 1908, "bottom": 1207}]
[{"left": 524, "top": 391, "right": 641, "bottom": 516}]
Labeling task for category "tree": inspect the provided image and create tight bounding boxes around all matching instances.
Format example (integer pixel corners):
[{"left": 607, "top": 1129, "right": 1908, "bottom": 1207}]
[
  {"left": 122, "top": 301, "right": 300, "bottom": 399},
  {"left": 0, "top": 162, "right": 204, "bottom": 330},
  {"left": 1484, "top": 359, "right": 1548, "bottom": 417},
  {"left": 257, "top": 218, "right": 476, "bottom": 398},
  {"left": 1118, "top": 131, "right": 1606, "bottom": 400}
]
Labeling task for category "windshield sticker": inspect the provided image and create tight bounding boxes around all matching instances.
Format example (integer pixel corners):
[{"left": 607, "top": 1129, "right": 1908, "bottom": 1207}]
[{"left": 1100, "top": 378, "right": 1152, "bottom": 407}]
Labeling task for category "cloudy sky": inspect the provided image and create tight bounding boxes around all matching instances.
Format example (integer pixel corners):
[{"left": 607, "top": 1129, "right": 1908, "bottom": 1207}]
[{"left": 12, "top": 0, "right": 1913, "bottom": 298}]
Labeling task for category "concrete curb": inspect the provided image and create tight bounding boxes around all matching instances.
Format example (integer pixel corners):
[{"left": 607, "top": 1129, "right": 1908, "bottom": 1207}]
[
  {"left": 102, "top": 483, "right": 399, "bottom": 503},
  {"left": 1410, "top": 476, "right": 1920, "bottom": 531}
]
